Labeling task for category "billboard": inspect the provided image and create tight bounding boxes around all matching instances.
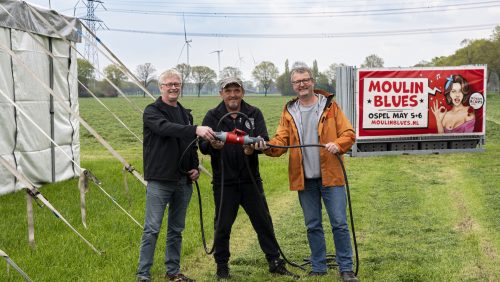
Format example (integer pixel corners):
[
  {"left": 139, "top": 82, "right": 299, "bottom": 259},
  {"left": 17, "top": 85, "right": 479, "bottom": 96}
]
[{"left": 356, "top": 66, "right": 486, "bottom": 139}]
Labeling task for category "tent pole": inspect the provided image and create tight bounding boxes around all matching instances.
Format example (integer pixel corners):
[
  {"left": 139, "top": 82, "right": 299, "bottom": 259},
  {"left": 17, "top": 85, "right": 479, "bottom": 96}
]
[
  {"left": 26, "top": 192, "right": 35, "bottom": 248},
  {"left": 49, "top": 38, "right": 55, "bottom": 183}
]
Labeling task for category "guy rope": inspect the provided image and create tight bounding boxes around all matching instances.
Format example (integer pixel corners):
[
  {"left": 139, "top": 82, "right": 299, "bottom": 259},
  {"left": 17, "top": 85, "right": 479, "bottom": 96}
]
[
  {"left": 0, "top": 156, "right": 102, "bottom": 255},
  {"left": 0, "top": 249, "right": 34, "bottom": 282}
]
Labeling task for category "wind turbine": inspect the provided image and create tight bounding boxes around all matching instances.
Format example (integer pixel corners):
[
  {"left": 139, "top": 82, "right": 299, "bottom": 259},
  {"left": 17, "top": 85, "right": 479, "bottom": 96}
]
[
  {"left": 210, "top": 49, "right": 223, "bottom": 75},
  {"left": 236, "top": 44, "right": 245, "bottom": 67},
  {"left": 177, "top": 13, "right": 192, "bottom": 65},
  {"left": 250, "top": 50, "right": 257, "bottom": 67},
  {"left": 183, "top": 14, "right": 192, "bottom": 65}
]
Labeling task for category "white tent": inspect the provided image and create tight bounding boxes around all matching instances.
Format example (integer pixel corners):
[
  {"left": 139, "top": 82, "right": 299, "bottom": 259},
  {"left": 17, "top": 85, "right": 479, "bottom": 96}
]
[{"left": 0, "top": 0, "right": 81, "bottom": 195}]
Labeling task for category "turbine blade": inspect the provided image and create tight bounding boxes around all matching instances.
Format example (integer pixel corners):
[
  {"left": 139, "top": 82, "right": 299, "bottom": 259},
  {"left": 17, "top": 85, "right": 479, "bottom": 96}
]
[{"left": 177, "top": 43, "right": 186, "bottom": 64}]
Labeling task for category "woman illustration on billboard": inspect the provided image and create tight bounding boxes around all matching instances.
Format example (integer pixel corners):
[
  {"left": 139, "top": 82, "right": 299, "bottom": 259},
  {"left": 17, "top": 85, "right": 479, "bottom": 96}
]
[{"left": 431, "top": 74, "right": 475, "bottom": 133}]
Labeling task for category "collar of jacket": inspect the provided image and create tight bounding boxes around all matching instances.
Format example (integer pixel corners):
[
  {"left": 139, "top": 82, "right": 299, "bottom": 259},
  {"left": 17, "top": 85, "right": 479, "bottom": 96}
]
[
  {"left": 154, "top": 96, "right": 192, "bottom": 115},
  {"left": 286, "top": 89, "right": 333, "bottom": 115},
  {"left": 286, "top": 89, "right": 333, "bottom": 108},
  {"left": 213, "top": 99, "right": 256, "bottom": 131}
]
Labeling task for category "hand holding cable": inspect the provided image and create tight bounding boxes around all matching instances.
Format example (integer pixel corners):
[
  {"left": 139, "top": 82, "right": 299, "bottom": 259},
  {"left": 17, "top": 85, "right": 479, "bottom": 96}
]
[
  {"left": 196, "top": 125, "right": 216, "bottom": 141},
  {"left": 210, "top": 139, "right": 224, "bottom": 150},
  {"left": 324, "top": 142, "right": 340, "bottom": 154},
  {"left": 242, "top": 145, "right": 255, "bottom": 155},
  {"left": 188, "top": 168, "right": 200, "bottom": 181}
]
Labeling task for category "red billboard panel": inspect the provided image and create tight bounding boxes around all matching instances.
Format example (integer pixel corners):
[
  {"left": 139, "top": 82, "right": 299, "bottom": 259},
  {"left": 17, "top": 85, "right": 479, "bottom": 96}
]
[{"left": 356, "top": 66, "right": 486, "bottom": 139}]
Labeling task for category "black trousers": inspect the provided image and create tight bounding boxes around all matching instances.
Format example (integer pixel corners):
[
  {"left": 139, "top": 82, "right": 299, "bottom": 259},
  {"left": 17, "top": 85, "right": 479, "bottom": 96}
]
[{"left": 213, "top": 181, "right": 280, "bottom": 264}]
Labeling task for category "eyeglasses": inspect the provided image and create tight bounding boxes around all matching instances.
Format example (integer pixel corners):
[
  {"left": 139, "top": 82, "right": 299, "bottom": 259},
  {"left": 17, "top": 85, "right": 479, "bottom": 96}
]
[
  {"left": 161, "top": 82, "right": 182, "bottom": 88},
  {"left": 291, "top": 78, "right": 313, "bottom": 85}
]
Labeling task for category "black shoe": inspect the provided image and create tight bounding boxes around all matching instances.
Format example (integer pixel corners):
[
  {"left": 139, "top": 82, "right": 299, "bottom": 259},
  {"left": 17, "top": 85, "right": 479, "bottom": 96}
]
[
  {"left": 308, "top": 271, "right": 327, "bottom": 276},
  {"left": 268, "top": 259, "right": 300, "bottom": 279},
  {"left": 166, "top": 272, "right": 196, "bottom": 282},
  {"left": 216, "top": 263, "right": 230, "bottom": 280},
  {"left": 339, "top": 271, "right": 358, "bottom": 282}
]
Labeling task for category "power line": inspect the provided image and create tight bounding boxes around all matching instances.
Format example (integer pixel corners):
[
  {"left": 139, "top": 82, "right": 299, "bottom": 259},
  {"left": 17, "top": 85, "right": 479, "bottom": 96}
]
[
  {"left": 100, "top": 1, "right": 500, "bottom": 18},
  {"left": 103, "top": 0, "right": 484, "bottom": 7},
  {"left": 106, "top": 23, "right": 499, "bottom": 39},
  {"left": 102, "top": 0, "right": 467, "bottom": 10},
  {"left": 66, "top": 0, "right": 442, "bottom": 12}
]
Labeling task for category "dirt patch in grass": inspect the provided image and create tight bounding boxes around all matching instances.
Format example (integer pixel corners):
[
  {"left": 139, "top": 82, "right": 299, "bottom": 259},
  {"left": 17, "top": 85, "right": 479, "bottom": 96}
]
[
  {"left": 455, "top": 215, "right": 475, "bottom": 233},
  {"left": 450, "top": 190, "right": 499, "bottom": 280},
  {"left": 452, "top": 191, "right": 477, "bottom": 234}
]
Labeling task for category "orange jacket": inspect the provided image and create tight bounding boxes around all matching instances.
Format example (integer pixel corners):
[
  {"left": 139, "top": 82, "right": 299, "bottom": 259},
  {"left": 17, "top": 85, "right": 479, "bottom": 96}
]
[{"left": 265, "top": 90, "right": 355, "bottom": 191}]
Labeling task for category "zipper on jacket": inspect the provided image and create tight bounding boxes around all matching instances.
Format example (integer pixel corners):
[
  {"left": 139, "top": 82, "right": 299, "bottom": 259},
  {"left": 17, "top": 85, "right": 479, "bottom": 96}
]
[{"left": 317, "top": 99, "right": 333, "bottom": 144}]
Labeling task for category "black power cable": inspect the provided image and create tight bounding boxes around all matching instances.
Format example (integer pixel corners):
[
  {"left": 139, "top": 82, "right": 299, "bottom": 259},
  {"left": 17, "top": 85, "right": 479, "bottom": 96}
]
[{"left": 177, "top": 136, "right": 215, "bottom": 255}]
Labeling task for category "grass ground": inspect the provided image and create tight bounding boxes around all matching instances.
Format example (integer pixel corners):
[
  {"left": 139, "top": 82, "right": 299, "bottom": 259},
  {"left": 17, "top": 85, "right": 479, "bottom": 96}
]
[{"left": 1, "top": 93, "right": 499, "bottom": 281}]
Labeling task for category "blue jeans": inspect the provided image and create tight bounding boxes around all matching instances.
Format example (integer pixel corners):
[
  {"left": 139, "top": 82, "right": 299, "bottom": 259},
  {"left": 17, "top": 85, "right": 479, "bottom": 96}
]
[
  {"left": 137, "top": 179, "right": 193, "bottom": 280},
  {"left": 298, "top": 178, "right": 353, "bottom": 273}
]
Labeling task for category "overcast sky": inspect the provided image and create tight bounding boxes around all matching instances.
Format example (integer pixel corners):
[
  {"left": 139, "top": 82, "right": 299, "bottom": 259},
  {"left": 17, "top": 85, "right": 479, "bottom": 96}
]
[{"left": 26, "top": 0, "right": 500, "bottom": 81}]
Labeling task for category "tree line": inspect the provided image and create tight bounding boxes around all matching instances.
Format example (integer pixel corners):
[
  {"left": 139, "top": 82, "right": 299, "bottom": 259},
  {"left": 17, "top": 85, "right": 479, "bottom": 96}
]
[
  {"left": 77, "top": 26, "right": 499, "bottom": 97},
  {"left": 77, "top": 56, "right": 384, "bottom": 98}
]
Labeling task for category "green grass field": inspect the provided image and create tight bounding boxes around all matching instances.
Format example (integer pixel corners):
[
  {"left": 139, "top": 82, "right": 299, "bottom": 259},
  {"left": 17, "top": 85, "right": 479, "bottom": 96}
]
[{"left": 1, "top": 94, "right": 499, "bottom": 282}]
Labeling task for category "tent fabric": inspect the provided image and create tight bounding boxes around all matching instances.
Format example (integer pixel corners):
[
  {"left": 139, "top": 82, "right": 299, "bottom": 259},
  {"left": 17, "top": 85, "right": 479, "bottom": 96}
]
[
  {"left": 0, "top": 2, "right": 80, "bottom": 195},
  {"left": 0, "top": 0, "right": 81, "bottom": 43}
]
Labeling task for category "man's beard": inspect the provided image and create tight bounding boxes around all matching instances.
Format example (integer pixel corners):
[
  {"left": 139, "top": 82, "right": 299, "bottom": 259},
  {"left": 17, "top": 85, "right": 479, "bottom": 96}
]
[{"left": 227, "top": 100, "right": 240, "bottom": 111}]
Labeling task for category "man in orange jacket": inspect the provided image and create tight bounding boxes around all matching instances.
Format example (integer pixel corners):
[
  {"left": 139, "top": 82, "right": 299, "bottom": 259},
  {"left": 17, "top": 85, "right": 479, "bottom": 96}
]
[{"left": 255, "top": 62, "right": 358, "bottom": 282}]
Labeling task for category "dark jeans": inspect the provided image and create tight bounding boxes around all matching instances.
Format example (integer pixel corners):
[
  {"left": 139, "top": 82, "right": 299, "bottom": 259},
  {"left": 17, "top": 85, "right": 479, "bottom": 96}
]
[{"left": 213, "top": 181, "right": 280, "bottom": 265}]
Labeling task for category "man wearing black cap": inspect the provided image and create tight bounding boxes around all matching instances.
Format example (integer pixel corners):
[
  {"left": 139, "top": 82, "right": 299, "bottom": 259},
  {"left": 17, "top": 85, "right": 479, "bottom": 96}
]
[{"left": 199, "top": 77, "right": 297, "bottom": 280}]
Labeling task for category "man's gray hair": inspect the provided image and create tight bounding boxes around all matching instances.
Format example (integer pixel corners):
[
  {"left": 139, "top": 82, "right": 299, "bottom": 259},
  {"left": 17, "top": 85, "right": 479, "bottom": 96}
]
[
  {"left": 158, "top": 69, "right": 182, "bottom": 87},
  {"left": 290, "top": 61, "right": 313, "bottom": 81}
]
